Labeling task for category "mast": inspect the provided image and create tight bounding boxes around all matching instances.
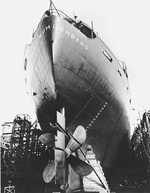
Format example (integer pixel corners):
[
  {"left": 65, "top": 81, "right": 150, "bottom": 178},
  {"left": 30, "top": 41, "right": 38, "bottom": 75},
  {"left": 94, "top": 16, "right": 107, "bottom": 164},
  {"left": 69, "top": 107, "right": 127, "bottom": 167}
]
[
  {"left": 49, "top": 0, "right": 60, "bottom": 17},
  {"left": 91, "top": 21, "right": 94, "bottom": 39},
  {"left": 49, "top": 0, "right": 53, "bottom": 14}
]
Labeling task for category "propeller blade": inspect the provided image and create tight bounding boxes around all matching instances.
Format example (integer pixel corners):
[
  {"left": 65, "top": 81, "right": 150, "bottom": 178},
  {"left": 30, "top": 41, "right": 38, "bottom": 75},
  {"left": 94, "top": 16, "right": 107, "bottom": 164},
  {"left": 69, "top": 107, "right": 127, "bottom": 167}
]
[
  {"left": 66, "top": 125, "right": 86, "bottom": 154},
  {"left": 43, "top": 161, "right": 56, "bottom": 183},
  {"left": 32, "top": 129, "right": 42, "bottom": 137},
  {"left": 68, "top": 155, "right": 93, "bottom": 176},
  {"left": 39, "top": 133, "right": 55, "bottom": 146}
]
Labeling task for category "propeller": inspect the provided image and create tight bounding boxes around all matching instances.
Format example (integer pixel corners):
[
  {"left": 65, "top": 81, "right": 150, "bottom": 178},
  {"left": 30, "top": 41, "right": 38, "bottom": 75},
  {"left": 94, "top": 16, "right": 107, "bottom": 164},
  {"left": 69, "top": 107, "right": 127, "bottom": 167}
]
[
  {"left": 43, "top": 161, "right": 56, "bottom": 183},
  {"left": 42, "top": 125, "right": 93, "bottom": 183},
  {"left": 65, "top": 125, "right": 87, "bottom": 156},
  {"left": 68, "top": 154, "right": 93, "bottom": 176},
  {"left": 38, "top": 133, "right": 55, "bottom": 146}
]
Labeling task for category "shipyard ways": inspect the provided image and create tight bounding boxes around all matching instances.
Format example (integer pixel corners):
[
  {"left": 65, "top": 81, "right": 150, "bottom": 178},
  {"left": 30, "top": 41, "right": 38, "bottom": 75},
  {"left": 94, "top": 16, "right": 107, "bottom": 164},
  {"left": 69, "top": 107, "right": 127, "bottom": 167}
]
[
  {"left": 1, "top": 111, "right": 150, "bottom": 193},
  {"left": 1, "top": 114, "right": 109, "bottom": 193}
]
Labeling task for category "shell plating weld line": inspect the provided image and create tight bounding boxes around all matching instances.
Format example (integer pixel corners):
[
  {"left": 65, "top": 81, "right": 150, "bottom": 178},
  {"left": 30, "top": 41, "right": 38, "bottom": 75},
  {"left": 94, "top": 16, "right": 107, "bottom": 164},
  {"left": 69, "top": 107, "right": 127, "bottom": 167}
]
[{"left": 87, "top": 102, "right": 108, "bottom": 129}]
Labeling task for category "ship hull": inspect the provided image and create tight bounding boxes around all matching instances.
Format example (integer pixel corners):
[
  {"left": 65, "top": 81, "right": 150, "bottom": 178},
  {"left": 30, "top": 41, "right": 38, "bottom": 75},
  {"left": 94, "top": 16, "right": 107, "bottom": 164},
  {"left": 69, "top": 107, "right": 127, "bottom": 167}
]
[{"left": 24, "top": 13, "right": 131, "bottom": 171}]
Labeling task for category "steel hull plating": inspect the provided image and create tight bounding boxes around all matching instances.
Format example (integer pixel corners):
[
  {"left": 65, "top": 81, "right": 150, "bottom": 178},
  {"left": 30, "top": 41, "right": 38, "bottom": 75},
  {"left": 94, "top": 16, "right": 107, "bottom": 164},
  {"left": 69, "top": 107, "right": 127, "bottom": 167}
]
[{"left": 24, "top": 14, "right": 131, "bottom": 170}]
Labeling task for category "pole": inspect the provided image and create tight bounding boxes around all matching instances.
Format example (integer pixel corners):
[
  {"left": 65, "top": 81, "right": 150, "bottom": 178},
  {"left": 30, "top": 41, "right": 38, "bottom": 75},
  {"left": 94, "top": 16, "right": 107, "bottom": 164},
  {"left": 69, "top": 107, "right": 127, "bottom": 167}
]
[
  {"left": 91, "top": 21, "right": 94, "bottom": 39},
  {"left": 55, "top": 108, "right": 66, "bottom": 188}
]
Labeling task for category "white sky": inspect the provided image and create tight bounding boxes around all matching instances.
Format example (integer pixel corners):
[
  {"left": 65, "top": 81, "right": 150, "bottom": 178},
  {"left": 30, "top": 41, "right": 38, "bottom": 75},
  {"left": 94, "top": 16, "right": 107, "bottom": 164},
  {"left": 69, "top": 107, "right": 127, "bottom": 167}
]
[{"left": 0, "top": 0, "right": 150, "bottom": 127}]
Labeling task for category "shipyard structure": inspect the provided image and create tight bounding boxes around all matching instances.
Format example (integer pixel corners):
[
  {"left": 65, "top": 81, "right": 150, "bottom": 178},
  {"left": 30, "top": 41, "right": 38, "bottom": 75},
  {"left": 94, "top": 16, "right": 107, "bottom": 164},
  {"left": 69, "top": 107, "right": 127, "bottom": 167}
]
[{"left": 1, "top": 111, "right": 150, "bottom": 192}]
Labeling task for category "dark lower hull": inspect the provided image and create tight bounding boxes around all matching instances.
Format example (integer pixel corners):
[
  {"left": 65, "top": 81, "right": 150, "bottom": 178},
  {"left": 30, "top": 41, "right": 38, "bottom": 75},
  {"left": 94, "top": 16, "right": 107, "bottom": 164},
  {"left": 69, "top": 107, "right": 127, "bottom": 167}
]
[{"left": 24, "top": 13, "right": 131, "bottom": 172}]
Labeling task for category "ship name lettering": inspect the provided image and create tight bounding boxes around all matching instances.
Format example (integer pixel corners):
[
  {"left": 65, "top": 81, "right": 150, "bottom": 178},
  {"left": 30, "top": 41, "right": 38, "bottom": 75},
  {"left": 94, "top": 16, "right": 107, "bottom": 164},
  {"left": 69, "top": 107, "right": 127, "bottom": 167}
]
[
  {"left": 80, "top": 41, "right": 84, "bottom": 46},
  {"left": 39, "top": 33, "right": 42, "bottom": 39},
  {"left": 39, "top": 24, "right": 88, "bottom": 50},
  {"left": 42, "top": 28, "right": 45, "bottom": 34},
  {"left": 71, "top": 34, "right": 75, "bottom": 39},
  {"left": 53, "top": 24, "right": 59, "bottom": 30},
  {"left": 76, "top": 38, "right": 79, "bottom": 43},
  {"left": 53, "top": 24, "right": 88, "bottom": 49},
  {"left": 67, "top": 32, "right": 88, "bottom": 50},
  {"left": 60, "top": 26, "right": 64, "bottom": 32},
  {"left": 46, "top": 25, "right": 50, "bottom": 30},
  {"left": 85, "top": 45, "right": 88, "bottom": 49},
  {"left": 65, "top": 30, "right": 70, "bottom": 36}
]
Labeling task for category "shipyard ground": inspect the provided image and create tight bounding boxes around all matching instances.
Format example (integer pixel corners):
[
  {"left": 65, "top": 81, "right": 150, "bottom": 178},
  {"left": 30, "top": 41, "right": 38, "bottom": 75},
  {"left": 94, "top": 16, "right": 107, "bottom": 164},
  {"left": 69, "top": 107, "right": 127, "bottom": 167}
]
[
  {"left": 1, "top": 113, "right": 150, "bottom": 193},
  {"left": 1, "top": 161, "right": 150, "bottom": 193},
  {"left": 1, "top": 169, "right": 150, "bottom": 193}
]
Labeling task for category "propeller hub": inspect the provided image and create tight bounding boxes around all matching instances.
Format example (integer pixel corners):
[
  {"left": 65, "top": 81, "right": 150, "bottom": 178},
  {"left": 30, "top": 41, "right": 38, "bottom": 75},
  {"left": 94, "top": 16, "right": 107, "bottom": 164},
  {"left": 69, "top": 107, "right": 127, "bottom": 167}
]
[{"left": 65, "top": 147, "right": 71, "bottom": 157}]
